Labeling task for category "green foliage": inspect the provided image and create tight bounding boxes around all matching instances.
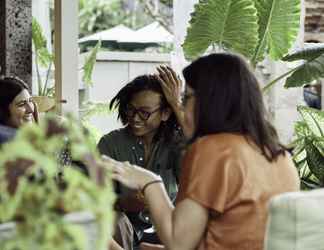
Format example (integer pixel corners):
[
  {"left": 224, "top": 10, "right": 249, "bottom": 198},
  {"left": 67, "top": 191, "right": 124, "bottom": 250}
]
[
  {"left": 160, "top": 0, "right": 173, "bottom": 7},
  {"left": 82, "top": 40, "right": 102, "bottom": 86},
  {"left": 80, "top": 101, "right": 116, "bottom": 143},
  {"left": 183, "top": 0, "right": 259, "bottom": 60},
  {"left": 292, "top": 106, "right": 324, "bottom": 189},
  {"left": 252, "top": 0, "right": 300, "bottom": 64},
  {"left": 32, "top": 17, "right": 53, "bottom": 68},
  {"left": 282, "top": 43, "right": 324, "bottom": 88},
  {"left": 183, "top": 0, "right": 301, "bottom": 63},
  {"left": 32, "top": 17, "right": 54, "bottom": 96},
  {"left": 81, "top": 101, "right": 115, "bottom": 122},
  {"left": 0, "top": 116, "right": 115, "bottom": 250},
  {"left": 79, "top": 0, "right": 134, "bottom": 37},
  {"left": 32, "top": 17, "right": 100, "bottom": 97}
]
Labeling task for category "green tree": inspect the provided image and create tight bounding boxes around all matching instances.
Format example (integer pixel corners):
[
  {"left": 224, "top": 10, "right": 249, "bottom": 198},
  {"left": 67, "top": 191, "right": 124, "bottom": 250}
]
[{"left": 79, "top": 0, "right": 173, "bottom": 37}]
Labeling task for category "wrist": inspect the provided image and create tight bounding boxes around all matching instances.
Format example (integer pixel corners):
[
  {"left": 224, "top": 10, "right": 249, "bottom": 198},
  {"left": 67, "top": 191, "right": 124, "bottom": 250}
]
[
  {"left": 140, "top": 173, "right": 161, "bottom": 190},
  {"left": 141, "top": 178, "right": 163, "bottom": 196},
  {"left": 171, "top": 100, "right": 183, "bottom": 110}
]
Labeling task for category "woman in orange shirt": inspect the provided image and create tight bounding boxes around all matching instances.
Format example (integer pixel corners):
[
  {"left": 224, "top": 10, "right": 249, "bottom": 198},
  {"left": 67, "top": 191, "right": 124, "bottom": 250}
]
[{"left": 107, "top": 53, "right": 300, "bottom": 250}]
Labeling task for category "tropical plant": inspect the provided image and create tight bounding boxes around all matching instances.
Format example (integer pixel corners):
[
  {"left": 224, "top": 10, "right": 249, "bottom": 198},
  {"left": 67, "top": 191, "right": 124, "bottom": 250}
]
[
  {"left": 292, "top": 106, "right": 324, "bottom": 189},
  {"left": 182, "top": 0, "right": 324, "bottom": 93},
  {"left": 80, "top": 101, "right": 116, "bottom": 144},
  {"left": 0, "top": 116, "right": 115, "bottom": 250},
  {"left": 32, "top": 17, "right": 101, "bottom": 97},
  {"left": 183, "top": 0, "right": 301, "bottom": 67},
  {"left": 263, "top": 43, "right": 324, "bottom": 91},
  {"left": 32, "top": 17, "right": 54, "bottom": 97},
  {"left": 79, "top": 0, "right": 129, "bottom": 37}
]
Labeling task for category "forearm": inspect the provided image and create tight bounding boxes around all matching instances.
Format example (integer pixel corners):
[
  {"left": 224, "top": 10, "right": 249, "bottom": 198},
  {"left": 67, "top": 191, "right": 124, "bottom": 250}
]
[{"left": 144, "top": 183, "right": 175, "bottom": 248}]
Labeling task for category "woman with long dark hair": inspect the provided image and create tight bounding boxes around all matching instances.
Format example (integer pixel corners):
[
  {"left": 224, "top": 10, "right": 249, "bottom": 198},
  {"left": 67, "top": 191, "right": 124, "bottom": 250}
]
[
  {"left": 0, "top": 76, "right": 38, "bottom": 144},
  {"left": 106, "top": 53, "right": 300, "bottom": 250}
]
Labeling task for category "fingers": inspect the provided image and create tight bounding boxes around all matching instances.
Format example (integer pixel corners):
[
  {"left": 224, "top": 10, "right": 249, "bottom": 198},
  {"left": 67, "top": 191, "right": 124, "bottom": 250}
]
[
  {"left": 157, "top": 65, "right": 177, "bottom": 86},
  {"left": 165, "top": 65, "right": 181, "bottom": 87},
  {"left": 156, "top": 74, "right": 172, "bottom": 94}
]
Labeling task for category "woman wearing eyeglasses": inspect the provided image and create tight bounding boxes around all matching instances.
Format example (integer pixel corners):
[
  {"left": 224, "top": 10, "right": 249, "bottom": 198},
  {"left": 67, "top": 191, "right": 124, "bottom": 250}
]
[
  {"left": 0, "top": 76, "right": 38, "bottom": 144},
  {"left": 98, "top": 70, "right": 187, "bottom": 250}
]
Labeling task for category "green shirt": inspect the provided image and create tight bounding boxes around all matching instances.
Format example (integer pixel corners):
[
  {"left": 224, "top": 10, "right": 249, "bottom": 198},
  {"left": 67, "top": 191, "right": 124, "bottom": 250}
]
[
  {"left": 98, "top": 127, "right": 182, "bottom": 242},
  {"left": 98, "top": 127, "right": 181, "bottom": 200}
]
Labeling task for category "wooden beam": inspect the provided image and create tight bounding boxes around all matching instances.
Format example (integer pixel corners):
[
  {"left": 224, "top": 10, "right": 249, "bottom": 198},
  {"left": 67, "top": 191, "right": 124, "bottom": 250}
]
[{"left": 54, "top": 0, "right": 79, "bottom": 116}]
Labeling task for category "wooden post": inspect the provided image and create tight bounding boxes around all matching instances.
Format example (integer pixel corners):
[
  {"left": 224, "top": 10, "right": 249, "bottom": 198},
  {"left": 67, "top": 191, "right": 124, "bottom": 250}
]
[{"left": 54, "top": 0, "right": 79, "bottom": 116}]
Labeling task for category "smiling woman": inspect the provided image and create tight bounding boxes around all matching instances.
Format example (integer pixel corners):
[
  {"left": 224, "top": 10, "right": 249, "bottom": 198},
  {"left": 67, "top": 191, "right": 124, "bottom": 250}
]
[{"left": 0, "top": 76, "right": 38, "bottom": 129}]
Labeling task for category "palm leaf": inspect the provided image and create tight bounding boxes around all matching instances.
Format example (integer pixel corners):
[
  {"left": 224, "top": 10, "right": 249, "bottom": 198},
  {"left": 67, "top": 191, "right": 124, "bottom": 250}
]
[
  {"left": 183, "top": 0, "right": 259, "bottom": 60},
  {"left": 82, "top": 40, "right": 101, "bottom": 87},
  {"left": 252, "top": 0, "right": 300, "bottom": 64},
  {"left": 281, "top": 44, "right": 324, "bottom": 88},
  {"left": 298, "top": 106, "right": 324, "bottom": 138}
]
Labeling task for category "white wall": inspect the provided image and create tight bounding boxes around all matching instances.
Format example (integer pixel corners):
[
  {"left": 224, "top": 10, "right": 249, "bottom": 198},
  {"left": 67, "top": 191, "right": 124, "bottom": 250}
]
[{"left": 81, "top": 51, "right": 171, "bottom": 135}]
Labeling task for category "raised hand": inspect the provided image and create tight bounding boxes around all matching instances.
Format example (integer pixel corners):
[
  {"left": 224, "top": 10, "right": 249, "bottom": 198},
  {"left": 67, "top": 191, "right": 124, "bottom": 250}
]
[
  {"left": 156, "top": 65, "right": 183, "bottom": 110},
  {"left": 156, "top": 65, "right": 192, "bottom": 138}
]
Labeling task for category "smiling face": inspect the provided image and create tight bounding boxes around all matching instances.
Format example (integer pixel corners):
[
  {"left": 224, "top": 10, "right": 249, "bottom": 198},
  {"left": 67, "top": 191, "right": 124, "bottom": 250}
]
[
  {"left": 7, "top": 89, "right": 35, "bottom": 128},
  {"left": 127, "top": 90, "right": 171, "bottom": 140}
]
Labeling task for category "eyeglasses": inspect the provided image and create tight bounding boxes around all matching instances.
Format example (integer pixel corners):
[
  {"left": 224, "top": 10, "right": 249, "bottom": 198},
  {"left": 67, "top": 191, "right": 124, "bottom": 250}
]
[{"left": 126, "top": 104, "right": 161, "bottom": 121}]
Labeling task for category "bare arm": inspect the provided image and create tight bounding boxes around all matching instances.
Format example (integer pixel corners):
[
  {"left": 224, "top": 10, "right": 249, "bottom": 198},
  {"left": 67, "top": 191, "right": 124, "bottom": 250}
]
[
  {"left": 145, "top": 183, "right": 208, "bottom": 250},
  {"left": 109, "top": 160, "right": 208, "bottom": 250}
]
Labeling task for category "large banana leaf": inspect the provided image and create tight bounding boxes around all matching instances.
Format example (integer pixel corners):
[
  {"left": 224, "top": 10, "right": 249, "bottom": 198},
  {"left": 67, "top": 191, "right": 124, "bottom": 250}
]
[
  {"left": 183, "top": 0, "right": 259, "bottom": 60},
  {"left": 281, "top": 44, "right": 324, "bottom": 88},
  {"left": 298, "top": 106, "right": 324, "bottom": 138},
  {"left": 252, "top": 0, "right": 300, "bottom": 64}
]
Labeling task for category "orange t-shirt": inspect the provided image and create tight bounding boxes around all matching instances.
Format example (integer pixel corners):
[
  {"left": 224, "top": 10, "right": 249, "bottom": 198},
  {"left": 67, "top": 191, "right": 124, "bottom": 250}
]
[{"left": 176, "top": 133, "right": 300, "bottom": 250}]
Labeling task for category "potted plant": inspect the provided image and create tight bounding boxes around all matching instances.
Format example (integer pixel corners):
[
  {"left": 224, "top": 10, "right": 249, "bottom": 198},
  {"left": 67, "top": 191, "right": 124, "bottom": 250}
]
[
  {"left": 0, "top": 115, "right": 115, "bottom": 250},
  {"left": 32, "top": 17, "right": 101, "bottom": 112}
]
